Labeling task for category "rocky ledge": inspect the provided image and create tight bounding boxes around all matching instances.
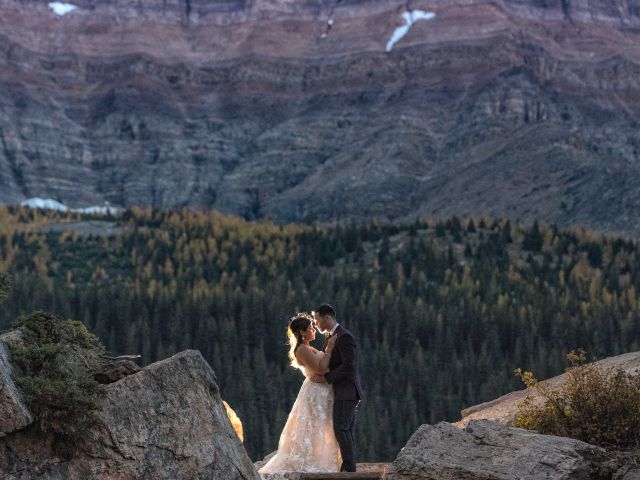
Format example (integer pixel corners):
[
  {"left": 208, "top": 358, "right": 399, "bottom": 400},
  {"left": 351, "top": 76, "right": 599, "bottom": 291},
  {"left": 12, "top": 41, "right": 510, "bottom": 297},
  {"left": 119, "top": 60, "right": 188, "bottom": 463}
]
[
  {"left": 2, "top": 325, "right": 639, "bottom": 479},
  {"left": 456, "top": 350, "right": 640, "bottom": 428},
  {"left": 0, "top": 330, "right": 32, "bottom": 436},
  {"left": 0, "top": 329, "right": 260, "bottom": 480},
  {"left": 386, "top": 350, "right": 640, "bottom": 480},
  {"left": 389, "top": 419, "right": 621, "bottom": 480}
]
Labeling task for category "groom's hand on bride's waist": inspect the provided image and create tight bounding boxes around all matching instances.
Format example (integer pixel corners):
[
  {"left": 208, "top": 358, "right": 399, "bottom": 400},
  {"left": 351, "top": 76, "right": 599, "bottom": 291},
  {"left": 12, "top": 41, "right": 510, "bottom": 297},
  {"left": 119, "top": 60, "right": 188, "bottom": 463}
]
[{"left": 310, "top": 374, "right": 326, "bottom": 384}]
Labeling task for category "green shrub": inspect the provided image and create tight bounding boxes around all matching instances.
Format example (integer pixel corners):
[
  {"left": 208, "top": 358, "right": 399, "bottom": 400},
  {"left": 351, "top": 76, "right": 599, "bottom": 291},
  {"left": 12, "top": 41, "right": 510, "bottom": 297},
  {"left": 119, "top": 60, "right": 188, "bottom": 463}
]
[
  {"left": 514, "top": 349, "right": 640, "bottom": 449},
  {"left": 7, "top": 310, "right": 106, "bottom": 455}
]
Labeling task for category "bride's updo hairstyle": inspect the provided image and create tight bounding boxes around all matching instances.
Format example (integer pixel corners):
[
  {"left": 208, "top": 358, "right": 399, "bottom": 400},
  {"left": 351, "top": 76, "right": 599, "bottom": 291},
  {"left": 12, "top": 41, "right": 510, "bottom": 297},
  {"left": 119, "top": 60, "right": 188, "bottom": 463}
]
[{"left": 287, "top": 313, "right": 313, "bottom": 370}]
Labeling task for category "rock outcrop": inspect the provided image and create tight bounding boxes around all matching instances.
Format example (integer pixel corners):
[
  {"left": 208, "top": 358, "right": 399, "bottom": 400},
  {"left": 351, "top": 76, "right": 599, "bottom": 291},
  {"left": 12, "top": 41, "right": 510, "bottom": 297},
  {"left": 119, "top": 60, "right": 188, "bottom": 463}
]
[
  {"left": 387, "top": 351, "right": 640, "bottom": 479},
  {"left": 389, "top": 419, "right": 619, "bottom": 480},
  {"left": 0, "top": 330, "right": 33, "bottom": 437},
  {"left": 93, "top": 358, "right": 141, "bottom": 384},
  {"left": 0, "top": 348, "right": 260, "bottom": 480},
  {"left": 1, "top": 1, "right": 640, "bottom": 235},
  {"left": 456, "top": 350, "right": 640, "bottom": 428}
]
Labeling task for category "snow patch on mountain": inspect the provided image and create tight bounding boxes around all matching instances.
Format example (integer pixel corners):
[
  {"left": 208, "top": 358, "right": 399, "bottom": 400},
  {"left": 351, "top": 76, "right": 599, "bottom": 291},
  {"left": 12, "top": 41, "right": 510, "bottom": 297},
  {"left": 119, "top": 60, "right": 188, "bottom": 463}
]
[
  {"left": 20, "top": 198, "right": 122, "bottom": 215},
  {"left": 386, "top": 10, "right": 436, "bottom": 52},
  {"left": 48, "top": 2, "right": 78, "bottom": 16},
  {"left": 21, "top": 198, "right": 68, "bottom": 211}
]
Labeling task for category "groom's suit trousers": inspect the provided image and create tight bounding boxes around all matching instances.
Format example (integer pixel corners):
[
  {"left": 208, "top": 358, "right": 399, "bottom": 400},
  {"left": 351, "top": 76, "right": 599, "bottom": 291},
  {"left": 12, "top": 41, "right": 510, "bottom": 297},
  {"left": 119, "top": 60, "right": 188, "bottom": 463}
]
[{"left": 333, "top": 399, "right": 358, "bottom": 472}]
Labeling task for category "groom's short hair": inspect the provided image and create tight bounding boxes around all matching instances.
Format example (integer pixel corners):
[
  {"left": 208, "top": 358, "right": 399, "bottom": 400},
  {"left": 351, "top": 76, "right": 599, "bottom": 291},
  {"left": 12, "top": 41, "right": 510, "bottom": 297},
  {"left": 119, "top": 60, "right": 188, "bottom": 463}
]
[{"left": 316, "top": 304, "right": 336, "bottom": 318}]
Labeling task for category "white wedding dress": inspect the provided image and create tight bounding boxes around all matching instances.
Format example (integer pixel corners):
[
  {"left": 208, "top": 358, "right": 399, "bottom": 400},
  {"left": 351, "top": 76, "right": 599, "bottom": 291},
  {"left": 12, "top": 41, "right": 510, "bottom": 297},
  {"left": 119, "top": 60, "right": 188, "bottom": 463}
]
[{"left": 259, "top": 349, "right": 341, "bottom": 479}]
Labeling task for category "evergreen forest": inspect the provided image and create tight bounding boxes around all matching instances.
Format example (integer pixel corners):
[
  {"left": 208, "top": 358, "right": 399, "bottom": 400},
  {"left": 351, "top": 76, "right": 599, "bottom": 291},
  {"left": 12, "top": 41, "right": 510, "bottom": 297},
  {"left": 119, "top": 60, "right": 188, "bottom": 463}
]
[{"left": 0, "top": 205, "right": 638, "bottom": 461}]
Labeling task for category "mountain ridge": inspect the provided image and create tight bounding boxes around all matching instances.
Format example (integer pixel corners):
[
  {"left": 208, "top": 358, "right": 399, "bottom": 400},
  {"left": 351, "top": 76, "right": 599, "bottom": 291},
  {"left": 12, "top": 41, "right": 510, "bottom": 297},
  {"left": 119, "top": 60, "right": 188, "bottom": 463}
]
[{"left": 1, "top": 0, "right": 639, "bottom": 236}]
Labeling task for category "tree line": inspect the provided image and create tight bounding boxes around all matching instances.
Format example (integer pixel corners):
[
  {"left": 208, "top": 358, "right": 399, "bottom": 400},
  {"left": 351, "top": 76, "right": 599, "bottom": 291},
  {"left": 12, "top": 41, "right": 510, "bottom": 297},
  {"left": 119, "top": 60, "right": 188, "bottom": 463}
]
[{"left": 0, "top": 205, "right": 638, "bottom": 461}]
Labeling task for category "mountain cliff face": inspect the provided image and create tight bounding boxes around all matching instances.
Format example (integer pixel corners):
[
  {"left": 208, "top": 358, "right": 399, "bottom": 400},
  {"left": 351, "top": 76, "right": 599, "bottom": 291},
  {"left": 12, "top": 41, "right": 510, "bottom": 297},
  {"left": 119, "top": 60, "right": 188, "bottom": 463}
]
[{"left": 1, "top": 0, "right": 640, "bottom": 235}]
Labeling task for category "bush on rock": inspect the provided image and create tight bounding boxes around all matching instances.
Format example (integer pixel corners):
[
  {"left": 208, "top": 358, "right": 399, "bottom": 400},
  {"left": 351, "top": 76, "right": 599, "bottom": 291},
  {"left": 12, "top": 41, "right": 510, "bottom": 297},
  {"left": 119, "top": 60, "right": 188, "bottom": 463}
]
[
  {"left": 6, "top": 310, "right": 106, "bottom": 455},
  {"left": 514, "top": 349, "right": 640, "bottom": 449}
]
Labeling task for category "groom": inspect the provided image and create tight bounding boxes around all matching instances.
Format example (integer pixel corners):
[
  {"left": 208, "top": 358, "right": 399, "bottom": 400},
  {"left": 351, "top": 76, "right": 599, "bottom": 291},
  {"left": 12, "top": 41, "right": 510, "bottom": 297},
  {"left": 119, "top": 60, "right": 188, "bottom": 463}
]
[{"left": 311, "top": 304, "right": 363, "bottom": 473}]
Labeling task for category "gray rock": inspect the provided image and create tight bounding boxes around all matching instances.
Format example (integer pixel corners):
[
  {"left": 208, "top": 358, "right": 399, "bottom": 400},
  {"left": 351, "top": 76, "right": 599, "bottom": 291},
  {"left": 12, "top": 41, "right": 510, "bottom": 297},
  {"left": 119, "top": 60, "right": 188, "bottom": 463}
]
[
  {"left": 93, "top": 359, "right": 141, "bottom": 384},
  {"left": 614, "top": 457, "right": 640, "bottom": 480},
  {"left": 0, "top": 329, "right": 33, "bottom": 436},
  {"left": 389, "top": 419, "right": 615, "bottom": 480},
  {"left": 259, "top": 473, "right": 302, "bottom": 480},
  {"left": 254, "top": 450, "right": 276, "bottom": 471},
  {"left": 620, "top": 470, "right": 640, "bottom": 480},
  {"left": 0, "top": 349, "right": 261, "bottom": 480}
]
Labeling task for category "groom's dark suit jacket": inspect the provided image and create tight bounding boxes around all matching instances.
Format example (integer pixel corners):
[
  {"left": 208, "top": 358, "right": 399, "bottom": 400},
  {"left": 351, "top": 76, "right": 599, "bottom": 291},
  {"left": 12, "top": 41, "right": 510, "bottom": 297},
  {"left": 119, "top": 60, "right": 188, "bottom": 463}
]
[{"left": 323, "top": 325, "right": 363, "bottom": 401}]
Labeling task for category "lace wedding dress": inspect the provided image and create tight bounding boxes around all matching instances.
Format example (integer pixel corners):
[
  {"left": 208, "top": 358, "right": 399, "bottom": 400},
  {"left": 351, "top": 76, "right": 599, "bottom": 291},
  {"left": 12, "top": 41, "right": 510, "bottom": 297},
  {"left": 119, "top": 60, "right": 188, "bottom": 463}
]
[{"left": 259, "top": 349, "right": 341, "bottom": 479}]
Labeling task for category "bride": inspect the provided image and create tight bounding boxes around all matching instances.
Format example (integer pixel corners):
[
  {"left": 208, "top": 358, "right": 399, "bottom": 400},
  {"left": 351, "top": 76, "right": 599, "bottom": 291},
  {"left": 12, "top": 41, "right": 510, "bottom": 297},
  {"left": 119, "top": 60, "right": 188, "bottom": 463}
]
[{"left": 258, "top": 313, "right": 341, "bottom": 478}]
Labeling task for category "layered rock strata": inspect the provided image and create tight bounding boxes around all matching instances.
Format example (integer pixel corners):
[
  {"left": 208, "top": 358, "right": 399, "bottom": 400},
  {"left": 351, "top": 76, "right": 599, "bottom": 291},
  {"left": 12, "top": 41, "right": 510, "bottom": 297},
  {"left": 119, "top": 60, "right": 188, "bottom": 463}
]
[{"left": 1, "top": 1, "right": 640, "bottom": 236}]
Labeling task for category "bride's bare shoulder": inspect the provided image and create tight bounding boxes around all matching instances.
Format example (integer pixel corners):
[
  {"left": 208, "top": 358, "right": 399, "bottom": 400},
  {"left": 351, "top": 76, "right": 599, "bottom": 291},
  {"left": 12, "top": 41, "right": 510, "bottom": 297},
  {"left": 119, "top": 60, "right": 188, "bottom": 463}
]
[
  {"left": 294, "top": 344, "right": 313, "bottom": 362},
  {"left": 297, "top": 345, "right": 323, "bottom": 364}
]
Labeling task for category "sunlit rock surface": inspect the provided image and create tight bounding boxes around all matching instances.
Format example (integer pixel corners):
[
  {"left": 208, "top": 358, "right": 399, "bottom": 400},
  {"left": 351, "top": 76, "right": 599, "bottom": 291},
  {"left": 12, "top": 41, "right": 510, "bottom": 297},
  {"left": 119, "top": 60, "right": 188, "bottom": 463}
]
[{"left": 224, "top": 399, "right": 244, "bottom": 443}]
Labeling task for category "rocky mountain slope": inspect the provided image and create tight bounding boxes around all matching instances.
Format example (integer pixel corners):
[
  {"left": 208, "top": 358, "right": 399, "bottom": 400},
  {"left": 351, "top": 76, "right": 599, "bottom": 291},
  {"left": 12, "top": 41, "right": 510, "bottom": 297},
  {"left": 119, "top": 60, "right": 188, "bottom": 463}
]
[{"left": 1, "top": 0, "right": 640, "bottom": 236}]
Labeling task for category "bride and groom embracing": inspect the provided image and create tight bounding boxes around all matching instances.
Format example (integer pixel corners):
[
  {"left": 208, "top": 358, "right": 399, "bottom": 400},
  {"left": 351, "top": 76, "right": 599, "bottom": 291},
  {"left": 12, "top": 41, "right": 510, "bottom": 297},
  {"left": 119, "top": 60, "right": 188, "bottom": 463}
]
[{"left": 259, "top": 304, "right": 364, "bottom": 477}]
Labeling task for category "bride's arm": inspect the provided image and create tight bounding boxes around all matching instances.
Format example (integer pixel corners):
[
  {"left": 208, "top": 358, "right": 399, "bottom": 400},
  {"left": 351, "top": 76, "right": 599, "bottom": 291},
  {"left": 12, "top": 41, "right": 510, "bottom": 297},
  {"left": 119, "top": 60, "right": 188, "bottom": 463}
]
[
  {"left": 295, "top": 341, "right": 336, "bottom": 375},
  {"left": 316, "top": 336, "right": 337, "bottom": 373}
]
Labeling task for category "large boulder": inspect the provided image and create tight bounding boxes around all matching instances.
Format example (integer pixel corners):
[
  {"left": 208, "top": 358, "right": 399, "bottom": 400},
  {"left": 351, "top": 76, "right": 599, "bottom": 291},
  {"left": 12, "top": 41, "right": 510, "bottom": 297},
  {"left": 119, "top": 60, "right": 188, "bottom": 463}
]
[
  {"left": 389, "top": 419, "right": 618, "bottom": 480},
  {"left": 456, "top": 350, "right": 640, "bottom": 427},
  {"left": 0, "top": 349, "right": 261, "bottom": 480},
  {"left": 93, "top": 358, "right": 141, "bottom": 384},
  {"left": 0, "top": 330, "right": 33, "bottom": 436}
]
